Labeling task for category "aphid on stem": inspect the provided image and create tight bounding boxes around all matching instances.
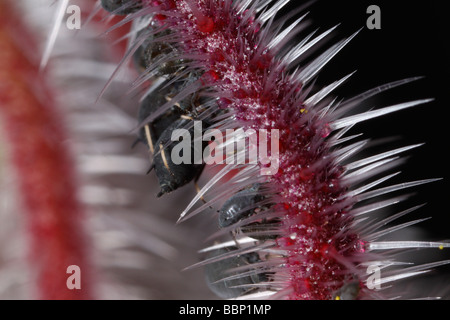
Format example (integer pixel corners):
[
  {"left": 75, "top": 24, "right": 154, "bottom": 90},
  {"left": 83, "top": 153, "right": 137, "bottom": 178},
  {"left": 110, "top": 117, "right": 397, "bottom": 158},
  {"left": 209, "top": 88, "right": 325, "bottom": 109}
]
[{"left": 99, "top": 0, "right": 450, "bottom": 300}]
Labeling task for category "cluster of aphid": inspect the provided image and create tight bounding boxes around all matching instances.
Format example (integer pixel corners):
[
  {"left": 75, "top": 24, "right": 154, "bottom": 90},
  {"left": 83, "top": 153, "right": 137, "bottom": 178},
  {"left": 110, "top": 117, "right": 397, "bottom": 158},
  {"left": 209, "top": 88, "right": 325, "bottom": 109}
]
[
  {"left": 101, "top": 0, "right": 290, "bottom": 299},
  {"left": 130, "top": 15, "right": 209, "bottom": 197},
  {"left": 99, "top": 0, "right": 449, "bottom": 301}
]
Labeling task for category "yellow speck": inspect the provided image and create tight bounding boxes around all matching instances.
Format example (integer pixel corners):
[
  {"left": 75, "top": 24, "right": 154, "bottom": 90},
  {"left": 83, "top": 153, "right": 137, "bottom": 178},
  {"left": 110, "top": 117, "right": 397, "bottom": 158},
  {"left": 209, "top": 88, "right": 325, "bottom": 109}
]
[
  {"left": 439, "top": 245, "right": 444, "bottom": 250},
  {"left": 335, "top": 296, "right": 341, "bottom": 300},
  {"left": 300, "top": 108, "right": 308, "bottom": 114}
]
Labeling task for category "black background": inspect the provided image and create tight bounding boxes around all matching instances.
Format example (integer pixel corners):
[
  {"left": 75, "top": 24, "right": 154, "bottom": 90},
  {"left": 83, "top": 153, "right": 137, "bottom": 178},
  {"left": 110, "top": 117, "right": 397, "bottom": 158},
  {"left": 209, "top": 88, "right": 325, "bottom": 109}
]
[{"left": 279, "top": 1, "right": 450, "bottom": 242}]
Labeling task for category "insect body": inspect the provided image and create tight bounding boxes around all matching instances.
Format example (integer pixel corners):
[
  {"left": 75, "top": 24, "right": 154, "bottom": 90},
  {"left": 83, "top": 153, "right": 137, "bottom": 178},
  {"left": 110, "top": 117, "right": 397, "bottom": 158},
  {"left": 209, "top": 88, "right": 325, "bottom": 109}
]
[
  {"left": 219, "top": 183, "right": 267, "bottom": 228},
  {"left": 218, "top": 183, "right": 279, "bottom": 241},
  {"left": 204, "top": 246, "right": 270, "bottom": 299},
  {"left": 150, "top": 117, "right": 206, "bottom": 197},
  {"left": 136, "top": 72, "right": 213, "bottom": 196},
  {"left": 136, "top": 83, "right": 186, "bottom": 152},
  {"left": 129, "top": 21, "right": 212, "bottom": 196},
  {"left": 133, "top": 29, "right": 182, "bottom": 77}
]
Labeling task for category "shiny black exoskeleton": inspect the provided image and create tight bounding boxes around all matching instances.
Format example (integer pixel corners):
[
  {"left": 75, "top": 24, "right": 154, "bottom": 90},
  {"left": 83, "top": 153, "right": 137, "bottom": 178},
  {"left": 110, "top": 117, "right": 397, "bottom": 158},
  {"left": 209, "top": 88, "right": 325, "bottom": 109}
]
[
  {"left": 133, "top": 29, "right": 182, "bottom": 77},
  {"left": 219, "top": 183, "right": 266, "bottom": 228},
  {"left": 204, "top": 246, "right": 270, "bottom": 299},
  {"left": 136, "top": 84, "right": 187, "bottom": 150},
  {"left": 136, "top": 70, "right": 211, "bottom": 197},
  {"left": 218, "top": 183, "right": 279, "bottom": 241},
  {"left": 123, "top": 12, "right": 216, "bottom": 197}
]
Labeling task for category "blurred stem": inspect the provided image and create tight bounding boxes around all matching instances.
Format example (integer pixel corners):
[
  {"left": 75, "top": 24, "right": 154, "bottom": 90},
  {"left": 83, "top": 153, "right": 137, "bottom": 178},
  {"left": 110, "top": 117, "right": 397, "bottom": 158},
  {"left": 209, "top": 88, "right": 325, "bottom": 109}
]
[{"left": 0, "top": 2, "right": 92, "bottom": 299}]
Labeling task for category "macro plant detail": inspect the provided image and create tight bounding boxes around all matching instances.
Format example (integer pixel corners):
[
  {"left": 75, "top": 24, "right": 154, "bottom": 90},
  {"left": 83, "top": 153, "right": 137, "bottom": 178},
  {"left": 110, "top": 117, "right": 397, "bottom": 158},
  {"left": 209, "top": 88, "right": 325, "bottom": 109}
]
[
  {"left": 97, "top": 0, "right": 450, "bottom": 300},
  {"left": 0, "top": 0, "right": 448, "bottom": 300}
]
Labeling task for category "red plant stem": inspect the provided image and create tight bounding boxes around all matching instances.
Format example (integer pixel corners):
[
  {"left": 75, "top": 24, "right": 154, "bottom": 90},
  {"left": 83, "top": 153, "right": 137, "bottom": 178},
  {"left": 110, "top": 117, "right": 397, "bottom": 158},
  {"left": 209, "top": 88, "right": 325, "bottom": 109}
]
[
  {"left": 134, "top": 0, "right": 362, "bottom": 299},
  {"left": 0, "top": 2, "right": 92, "bottom": 299}
]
